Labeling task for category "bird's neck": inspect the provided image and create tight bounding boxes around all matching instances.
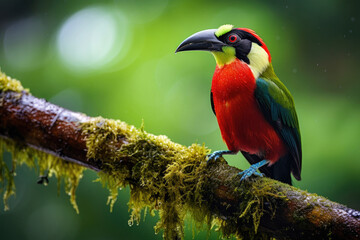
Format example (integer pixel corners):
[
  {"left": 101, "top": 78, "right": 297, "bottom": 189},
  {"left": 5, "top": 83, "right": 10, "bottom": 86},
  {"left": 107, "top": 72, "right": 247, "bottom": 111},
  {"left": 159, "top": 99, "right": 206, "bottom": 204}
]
[
  {"left": 259, "top": 63, "right": 278, "bottom": 80},
  {"left": 212, "top": 59, "right": 256, "bottom": 99},
  {"left": 247, "top": 43, "right": 271, "bottom": 79},
  {"left": 211, "top": 46, "right": 236, "bottom": 67}
]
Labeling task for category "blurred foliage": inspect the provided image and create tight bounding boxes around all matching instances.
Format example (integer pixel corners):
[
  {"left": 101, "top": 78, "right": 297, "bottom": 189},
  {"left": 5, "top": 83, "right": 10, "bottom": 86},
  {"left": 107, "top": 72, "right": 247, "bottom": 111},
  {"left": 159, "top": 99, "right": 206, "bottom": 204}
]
[{"left": 0, "top": 0, "right": 359, "bottom": 239}]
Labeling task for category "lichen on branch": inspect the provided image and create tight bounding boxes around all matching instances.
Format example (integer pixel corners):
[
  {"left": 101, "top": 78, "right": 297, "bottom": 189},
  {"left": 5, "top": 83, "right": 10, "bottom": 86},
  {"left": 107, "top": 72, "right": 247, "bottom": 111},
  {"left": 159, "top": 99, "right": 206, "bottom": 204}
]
[
  {"left": 0, "top": 71, "right": 83, "bottom": 213},
  {"left": 0, "top": 71, "right": 26, "bottom": 93},
  {"left": 81, "top": 117, "right": 211, "bottom": 239},
  {"left": 78, "top": 117, "right": 304, "bottom": 239},
  {"left": 0, "top": 138, "right": 84, "bottom": 213},
  {"left": 1, "top": 70, "right": 359, "bottom": 240}
]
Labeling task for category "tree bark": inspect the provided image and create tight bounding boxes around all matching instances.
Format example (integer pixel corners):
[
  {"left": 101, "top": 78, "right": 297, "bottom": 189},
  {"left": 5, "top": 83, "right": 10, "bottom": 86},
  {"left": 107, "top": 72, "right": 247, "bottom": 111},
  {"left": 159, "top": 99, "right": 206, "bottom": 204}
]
[{"left": 0, "top": 89, "right": 359, "bottom": 240}]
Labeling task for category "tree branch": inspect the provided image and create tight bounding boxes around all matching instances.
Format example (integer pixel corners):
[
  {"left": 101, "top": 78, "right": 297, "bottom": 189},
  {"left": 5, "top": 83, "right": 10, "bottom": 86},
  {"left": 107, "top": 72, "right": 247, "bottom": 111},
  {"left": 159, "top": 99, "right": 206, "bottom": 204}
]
[{"left": 0, "top": 74, "right": 359, "bottom": 240}]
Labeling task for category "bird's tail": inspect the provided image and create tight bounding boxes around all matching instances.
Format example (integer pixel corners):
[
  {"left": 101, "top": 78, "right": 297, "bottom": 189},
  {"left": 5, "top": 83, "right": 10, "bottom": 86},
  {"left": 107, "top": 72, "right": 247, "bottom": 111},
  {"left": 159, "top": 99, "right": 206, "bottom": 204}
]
[{"left": 268, "top": 155, "right": 292, "bottom": 185}]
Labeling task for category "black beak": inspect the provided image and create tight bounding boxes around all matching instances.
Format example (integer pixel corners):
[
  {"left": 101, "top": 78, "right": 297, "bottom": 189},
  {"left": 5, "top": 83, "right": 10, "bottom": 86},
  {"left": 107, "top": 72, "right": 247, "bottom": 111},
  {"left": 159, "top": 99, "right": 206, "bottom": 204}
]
[{"left": 175, "top": 29, "right": 226, "bottom": 53}]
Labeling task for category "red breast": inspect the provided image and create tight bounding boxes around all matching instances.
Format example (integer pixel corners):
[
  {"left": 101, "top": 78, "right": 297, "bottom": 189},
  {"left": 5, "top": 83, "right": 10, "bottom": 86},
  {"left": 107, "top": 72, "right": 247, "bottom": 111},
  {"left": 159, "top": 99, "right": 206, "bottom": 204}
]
[{"left": 211, "top": 59, "right": 286, "bottom": 163}]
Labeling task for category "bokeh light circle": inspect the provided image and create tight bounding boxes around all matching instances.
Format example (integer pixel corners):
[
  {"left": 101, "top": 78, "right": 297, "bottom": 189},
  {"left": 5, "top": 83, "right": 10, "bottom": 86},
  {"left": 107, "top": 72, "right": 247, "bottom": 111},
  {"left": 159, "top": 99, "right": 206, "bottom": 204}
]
[{"left": 57, "top": 6, "right": 128, "bottom": 72}]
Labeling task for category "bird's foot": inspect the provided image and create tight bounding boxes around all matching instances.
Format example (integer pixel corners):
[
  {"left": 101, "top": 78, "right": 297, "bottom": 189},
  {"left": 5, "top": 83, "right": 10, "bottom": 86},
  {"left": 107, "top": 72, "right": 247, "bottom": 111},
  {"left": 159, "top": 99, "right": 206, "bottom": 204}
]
[
  {"left": 238, "top": 160, "right": 269, "bottom": 182},
  {"left": 207, "top": 150, "right": 236, "bottom": 163}
]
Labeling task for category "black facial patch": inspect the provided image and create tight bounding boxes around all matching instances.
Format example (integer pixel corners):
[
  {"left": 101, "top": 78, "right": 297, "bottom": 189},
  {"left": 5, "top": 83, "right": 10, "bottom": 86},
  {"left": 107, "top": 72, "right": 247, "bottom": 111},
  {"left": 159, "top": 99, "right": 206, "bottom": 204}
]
[
  {"left": 232, "top": 29, "right": 263, "bottom": 46},
  {"left": 217, "top": 29, "right": 263, "bottom": 64},
  {"left": 233, "top": 39, "right": 252, "bottom": 64}
]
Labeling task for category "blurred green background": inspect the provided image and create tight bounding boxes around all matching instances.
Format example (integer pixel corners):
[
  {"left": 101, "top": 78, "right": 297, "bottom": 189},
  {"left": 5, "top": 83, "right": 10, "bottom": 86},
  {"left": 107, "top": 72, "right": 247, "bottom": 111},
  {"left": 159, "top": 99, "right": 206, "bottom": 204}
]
[{"left": 0, "top": 0, "right": 359, "bottom": 239}]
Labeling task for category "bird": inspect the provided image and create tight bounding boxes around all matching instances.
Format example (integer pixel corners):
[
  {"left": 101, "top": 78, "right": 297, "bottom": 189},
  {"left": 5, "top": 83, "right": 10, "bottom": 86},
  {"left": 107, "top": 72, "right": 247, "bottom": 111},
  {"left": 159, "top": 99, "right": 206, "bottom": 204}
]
[{"left": 175, "top": 24, "right": 301, "bottom": 185}]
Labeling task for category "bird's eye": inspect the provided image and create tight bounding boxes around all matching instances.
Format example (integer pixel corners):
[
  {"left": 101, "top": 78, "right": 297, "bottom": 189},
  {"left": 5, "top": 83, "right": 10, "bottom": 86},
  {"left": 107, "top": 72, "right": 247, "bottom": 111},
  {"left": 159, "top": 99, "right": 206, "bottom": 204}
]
[{"left": 228, "top": 34, "right": 238, "bottom": 43}]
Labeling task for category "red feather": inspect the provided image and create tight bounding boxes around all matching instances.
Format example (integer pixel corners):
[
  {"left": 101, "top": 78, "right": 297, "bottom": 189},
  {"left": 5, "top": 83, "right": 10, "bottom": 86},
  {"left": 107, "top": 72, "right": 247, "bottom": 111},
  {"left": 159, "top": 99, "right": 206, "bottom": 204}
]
[{"left": 211, "top": 58, "right": 286, "bottom": 164}]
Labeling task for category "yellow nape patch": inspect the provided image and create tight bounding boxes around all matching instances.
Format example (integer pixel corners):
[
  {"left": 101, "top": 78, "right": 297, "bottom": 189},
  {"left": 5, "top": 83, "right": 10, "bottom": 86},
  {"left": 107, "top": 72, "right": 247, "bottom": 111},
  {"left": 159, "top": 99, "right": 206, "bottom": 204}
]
[
  {"left": 211, "top": 46, "right": 236, "bottom": 67},
  {"left": 215, "top": 24, "right": 233, "bottom": 37},
  {"left": 248, "top": 43, "right": 270, "bottom": 79}
]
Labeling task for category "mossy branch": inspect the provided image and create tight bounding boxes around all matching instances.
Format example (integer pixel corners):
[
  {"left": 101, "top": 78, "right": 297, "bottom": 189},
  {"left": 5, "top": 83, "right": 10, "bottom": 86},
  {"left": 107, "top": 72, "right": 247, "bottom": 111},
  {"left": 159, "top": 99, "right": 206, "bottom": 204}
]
[{"left": 0, "top": 71, "right": 360, "bottom": 240}]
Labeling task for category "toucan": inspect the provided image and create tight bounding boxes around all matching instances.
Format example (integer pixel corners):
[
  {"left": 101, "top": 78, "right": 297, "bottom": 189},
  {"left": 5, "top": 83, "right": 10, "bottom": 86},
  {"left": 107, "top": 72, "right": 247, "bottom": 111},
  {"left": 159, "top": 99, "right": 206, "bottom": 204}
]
[{"left": 176, "top": 25, "right": 301, "bottom": 185}]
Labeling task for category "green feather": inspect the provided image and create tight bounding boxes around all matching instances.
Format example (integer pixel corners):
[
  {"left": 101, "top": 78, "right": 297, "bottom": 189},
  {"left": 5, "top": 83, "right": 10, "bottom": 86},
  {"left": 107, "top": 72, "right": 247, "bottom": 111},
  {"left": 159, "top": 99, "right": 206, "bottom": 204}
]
[
  {"left": 215, "top": 24, "right": 233, "bottom": 37},
  {"left": 261, "top": 64, "right": 293, "bottom": 105},
  {"left": 255, "top": 65, "right": 302, "bottom": 178}
]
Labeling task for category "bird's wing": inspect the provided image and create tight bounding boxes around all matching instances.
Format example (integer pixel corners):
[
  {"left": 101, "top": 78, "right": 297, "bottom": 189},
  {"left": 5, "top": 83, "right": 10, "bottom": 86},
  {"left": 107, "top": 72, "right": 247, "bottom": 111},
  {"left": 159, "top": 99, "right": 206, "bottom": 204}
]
[
  {"left": 254, "top": 78, "right": 302, "bottom": 180},
  {"left": 210, "top": 91, "right": 216, "bottom": 115}
]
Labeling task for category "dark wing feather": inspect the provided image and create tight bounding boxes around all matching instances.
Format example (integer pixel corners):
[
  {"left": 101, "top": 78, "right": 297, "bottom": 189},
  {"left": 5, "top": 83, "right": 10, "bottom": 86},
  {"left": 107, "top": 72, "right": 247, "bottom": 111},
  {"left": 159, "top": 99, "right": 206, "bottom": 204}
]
[{"left": 210, "top": 91, "right": 216, "bottom": 115}]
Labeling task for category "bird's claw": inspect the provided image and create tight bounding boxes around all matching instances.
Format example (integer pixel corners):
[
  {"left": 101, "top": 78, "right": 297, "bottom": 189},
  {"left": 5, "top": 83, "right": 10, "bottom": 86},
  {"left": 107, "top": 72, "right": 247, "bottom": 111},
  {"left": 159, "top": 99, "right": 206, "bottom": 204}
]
[
  {"left": 238, "top": 168, "right": 264, "bottom": 181},
  {"left": 238, "top": 160, "right": 269, "bottom": 182},
  {"left": 207, "top": 152, "right": 221, "bottom": 163},
  {"left": 207, "top": 150, "right": 233, "bottom": 163}
]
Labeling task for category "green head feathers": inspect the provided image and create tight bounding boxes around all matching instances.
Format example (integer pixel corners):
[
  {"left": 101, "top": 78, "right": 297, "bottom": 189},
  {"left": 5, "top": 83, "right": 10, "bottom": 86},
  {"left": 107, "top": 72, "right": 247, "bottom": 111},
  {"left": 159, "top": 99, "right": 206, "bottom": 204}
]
[{"left": 215, "top": 24, "right": 233, "bottom": 37}]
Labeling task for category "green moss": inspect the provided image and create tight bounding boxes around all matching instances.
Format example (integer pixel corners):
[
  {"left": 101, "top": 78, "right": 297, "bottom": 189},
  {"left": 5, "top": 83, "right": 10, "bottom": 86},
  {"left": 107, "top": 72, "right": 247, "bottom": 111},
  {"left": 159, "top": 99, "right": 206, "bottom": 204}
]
[
  {"left": 1, "top": 111, "right": 280, "bottom": 239},
  {"left": 81, "top": 117, "right": 211, "bottom": 239},
  {"left": 0, "top": 138, "right": 84, "bottom": 213},
  {"left": 81, "top": 117, "right": 283, "bottom": 240},
  {"left": 0, "top": 140, "right": 15, "bottom": 211},
  {"left": 0, "top": 108, "right": 281, "bottom": 239},
  {"left": 240, "top": 179, "right": 284, "bottom": 233},
  {"left": 207, "top": 178, "right": 286, "bottom": 240},
  {"left": 0, "top": 70, "right": 27, "bottom": 93}
]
